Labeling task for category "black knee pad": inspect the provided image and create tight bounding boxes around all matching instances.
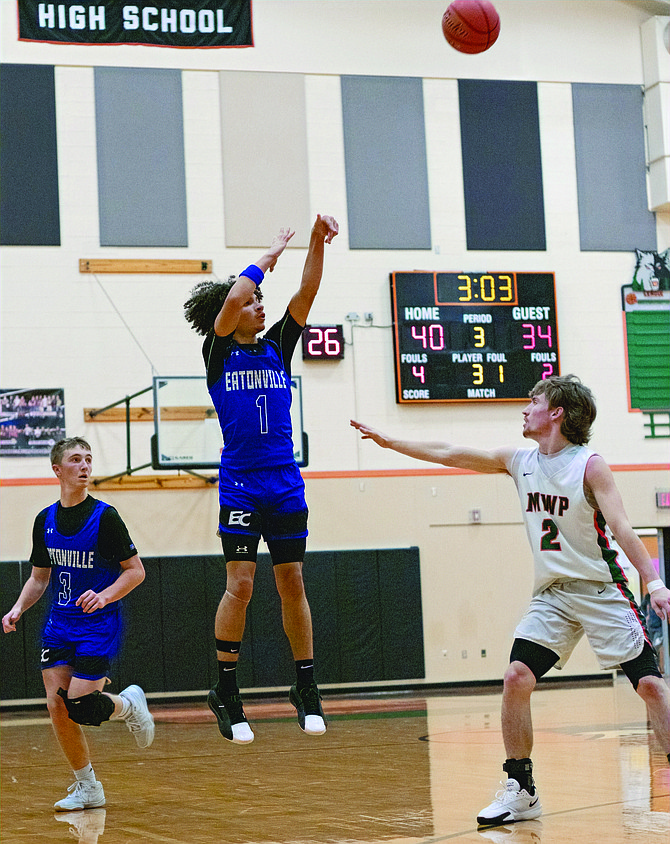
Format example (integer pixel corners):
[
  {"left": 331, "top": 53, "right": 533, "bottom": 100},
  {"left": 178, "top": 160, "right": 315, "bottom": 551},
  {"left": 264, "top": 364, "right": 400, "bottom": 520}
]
[
  {"left": 620, "top": 642, "right": 662, "bottom": 690},
  {"left": 57, "top": 687, "right": 115, "bottom": 726},
  {"left": 509, "top": 638, "right": 559, "bottom": 681},
  {"left": 266, "top": 536, "right": 307, "bottom": 565},
  {"left": 218, "top": 530, "right": 260, "bottom": 563},
  {"left": 264, "top": 509, "right": 308, "bottom": 542}
]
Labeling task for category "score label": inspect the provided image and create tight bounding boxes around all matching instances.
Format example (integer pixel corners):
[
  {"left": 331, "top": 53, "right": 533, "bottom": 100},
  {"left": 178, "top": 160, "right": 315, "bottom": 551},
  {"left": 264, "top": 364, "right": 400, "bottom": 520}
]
[{"left": 391, "top": 272, "right": 560, "bottom": 402}]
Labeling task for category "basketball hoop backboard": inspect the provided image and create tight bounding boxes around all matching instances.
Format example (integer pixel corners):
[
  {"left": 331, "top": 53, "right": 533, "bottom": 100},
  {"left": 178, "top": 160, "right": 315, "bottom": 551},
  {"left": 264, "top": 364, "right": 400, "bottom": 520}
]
[{"left": 151, "top": 375, "right": 307, "bottom": 470}]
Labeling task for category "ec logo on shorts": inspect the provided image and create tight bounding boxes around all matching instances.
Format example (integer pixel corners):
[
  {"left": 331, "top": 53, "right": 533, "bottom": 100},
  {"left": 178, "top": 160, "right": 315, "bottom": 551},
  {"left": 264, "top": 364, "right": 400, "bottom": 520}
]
[
  {"left": 228, "top": 510, "right": 252, "bottom": 527},
  {"left": 41, "top": 648, "right": 50, "bottom": 663}
]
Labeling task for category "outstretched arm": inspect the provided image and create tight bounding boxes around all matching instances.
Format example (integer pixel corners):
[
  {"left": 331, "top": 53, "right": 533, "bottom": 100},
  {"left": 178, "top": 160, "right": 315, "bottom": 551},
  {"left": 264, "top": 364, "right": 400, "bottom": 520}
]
[
  {"left": 288, "top": 214, "right": 339, "bottom": 326},
  {"left": 350, "top": 420, "right": 512, "bottom": 474},
  {"left": 214, "top": 227, "right": 295, "bottom": 337}
]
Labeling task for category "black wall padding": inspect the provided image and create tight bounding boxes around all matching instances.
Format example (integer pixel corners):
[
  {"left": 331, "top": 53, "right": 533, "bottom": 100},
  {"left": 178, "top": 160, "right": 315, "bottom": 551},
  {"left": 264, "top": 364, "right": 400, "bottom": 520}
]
[
  {"left": 245, "top": 555, "right": 294, "bottom": 687},
  {"left": 302, "top": 551, "right": 341, "bottom": 684},
  {"left": 0, "top": 64, "right": 61, "bottom": 245},
  {"left": 0, "top": 562, "right": 28, "bottom": 699},
  {"left": 0, "top": 547, "right": 424, "bottom": 700},
  {"left": 112, "top": 557, "right": 165, "bottom": 693},
  {"left": 378, "top": 547, "right": 424, "bottom": 679},
  {"left": 335, "top": 549, "right": 384, "bottom": 682},
  {"left": 159, "top": 555, "right": 212, "bottom": 691}
]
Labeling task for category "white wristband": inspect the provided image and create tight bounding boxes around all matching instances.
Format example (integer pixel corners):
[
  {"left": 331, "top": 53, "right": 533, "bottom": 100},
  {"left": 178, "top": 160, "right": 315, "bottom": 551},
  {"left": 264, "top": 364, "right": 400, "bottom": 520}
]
[{"left": 647, "top": 579, "right": 665, "bottom": 594}]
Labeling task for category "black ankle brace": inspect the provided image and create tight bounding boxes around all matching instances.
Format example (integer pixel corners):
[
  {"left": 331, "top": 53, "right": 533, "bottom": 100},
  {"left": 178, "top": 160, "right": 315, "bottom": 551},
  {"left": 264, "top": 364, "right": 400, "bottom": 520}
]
[{"left": 503, "top": 758, "right": 535, "bottom": 794}]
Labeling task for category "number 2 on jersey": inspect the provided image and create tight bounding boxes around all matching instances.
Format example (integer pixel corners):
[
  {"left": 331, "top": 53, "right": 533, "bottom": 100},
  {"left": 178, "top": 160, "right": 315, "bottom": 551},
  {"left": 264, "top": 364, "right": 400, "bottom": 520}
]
[
  {"left": 541, "top": 518, "right": 562, "bottom": 551},
  {"left": 256, "top": 394, "right": 268, "bottom": 434}
]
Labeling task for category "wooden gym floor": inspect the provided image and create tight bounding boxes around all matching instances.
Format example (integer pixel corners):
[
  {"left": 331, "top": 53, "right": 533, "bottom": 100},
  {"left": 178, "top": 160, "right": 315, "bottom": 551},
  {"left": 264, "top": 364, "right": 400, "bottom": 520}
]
[{"left": 1, "top": 677, "right": 668, "bottom": 844}]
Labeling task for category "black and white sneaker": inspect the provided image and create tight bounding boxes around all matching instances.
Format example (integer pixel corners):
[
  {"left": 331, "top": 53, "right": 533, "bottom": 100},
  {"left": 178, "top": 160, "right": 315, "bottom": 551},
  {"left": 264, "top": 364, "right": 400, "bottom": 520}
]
[
  {"left": 477, "top": 779, "right": 542, "bottom": 826},
  {"left": 289, "top": 683, "right": 326, "bottom": 735},
  {"left": 207, "top": 689, "right": 254, "bottom": 744}
]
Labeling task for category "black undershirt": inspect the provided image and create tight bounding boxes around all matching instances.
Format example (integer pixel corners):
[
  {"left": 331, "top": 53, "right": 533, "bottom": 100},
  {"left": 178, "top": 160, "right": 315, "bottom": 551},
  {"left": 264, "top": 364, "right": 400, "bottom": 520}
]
[
  {"left": 203, "top": 308, "right": 303, "bottom": 388},
  {"left": 30, "top": 495, "right": 136, "bottom": 568}
]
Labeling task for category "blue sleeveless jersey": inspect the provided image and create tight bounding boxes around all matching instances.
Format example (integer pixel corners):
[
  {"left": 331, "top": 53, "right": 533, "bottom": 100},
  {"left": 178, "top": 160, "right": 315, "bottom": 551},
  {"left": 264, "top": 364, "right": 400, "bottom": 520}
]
[
  {"left": 44, "top": 500, "right": 121, "bottom": 616},
  {"left": 208, "top": 338, "right": 295, "bottom": 472}
]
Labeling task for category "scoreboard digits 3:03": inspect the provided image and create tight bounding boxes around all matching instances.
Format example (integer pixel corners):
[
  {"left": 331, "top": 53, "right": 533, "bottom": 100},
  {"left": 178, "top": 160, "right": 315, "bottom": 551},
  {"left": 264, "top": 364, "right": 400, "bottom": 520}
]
[{"left": 390, "top": 272, "right": 560, "bottom": 403}]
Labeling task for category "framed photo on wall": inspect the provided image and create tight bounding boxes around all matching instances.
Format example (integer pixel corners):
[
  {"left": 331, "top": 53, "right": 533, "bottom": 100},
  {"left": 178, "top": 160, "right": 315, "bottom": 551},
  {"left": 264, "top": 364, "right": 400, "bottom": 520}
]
[{"left": 0, "top": 388, "right": 65, "bottom": 457}]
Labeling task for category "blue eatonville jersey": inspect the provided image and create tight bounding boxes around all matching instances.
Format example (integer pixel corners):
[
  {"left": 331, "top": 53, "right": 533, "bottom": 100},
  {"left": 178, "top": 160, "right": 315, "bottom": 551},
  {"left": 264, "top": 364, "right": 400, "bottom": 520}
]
[
  {"left": 205, "top": 311, "right": 302, "bottom": 473},
  {"left": 44, "top": 499, "right": 122, "bottom": 616}
]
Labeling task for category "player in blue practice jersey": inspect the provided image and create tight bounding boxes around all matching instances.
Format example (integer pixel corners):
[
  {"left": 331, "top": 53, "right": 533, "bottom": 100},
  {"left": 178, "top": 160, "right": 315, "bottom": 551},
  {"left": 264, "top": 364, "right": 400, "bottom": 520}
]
[
  {"left": 352, "top": 374, "right": 670, "bottom": 828},
  {"left": 184, "top": 214, "right": 339, "bottom": 744},
  {"left": 2, "top": 438, "right": 154, "bottom": 812}
]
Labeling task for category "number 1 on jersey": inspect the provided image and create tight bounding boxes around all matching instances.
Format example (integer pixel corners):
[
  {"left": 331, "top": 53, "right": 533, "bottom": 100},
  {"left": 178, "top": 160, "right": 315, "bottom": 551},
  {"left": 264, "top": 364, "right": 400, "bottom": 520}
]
[{"left": 256, "top": 394, "right": 268, "bottom": 434}]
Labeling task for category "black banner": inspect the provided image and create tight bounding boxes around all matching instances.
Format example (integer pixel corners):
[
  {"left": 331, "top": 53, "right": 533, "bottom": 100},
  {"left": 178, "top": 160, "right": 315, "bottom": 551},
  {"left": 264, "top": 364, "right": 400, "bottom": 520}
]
[{"left": 18, "top": 1, "right": 253, "bottom": 48}]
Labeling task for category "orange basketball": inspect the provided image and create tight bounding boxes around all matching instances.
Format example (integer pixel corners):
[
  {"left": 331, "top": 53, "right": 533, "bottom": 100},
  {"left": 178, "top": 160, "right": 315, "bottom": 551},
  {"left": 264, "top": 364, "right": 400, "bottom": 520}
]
[{"left": 442, "top": 0, "right": 500, "bottom": 54}]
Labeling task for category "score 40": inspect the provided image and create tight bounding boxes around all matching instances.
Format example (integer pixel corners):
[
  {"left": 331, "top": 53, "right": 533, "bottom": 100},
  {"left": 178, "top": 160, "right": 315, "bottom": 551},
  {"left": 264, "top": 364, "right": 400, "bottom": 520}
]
[{"left": 409, "top": 321, "right": 554, "bottom": 351}]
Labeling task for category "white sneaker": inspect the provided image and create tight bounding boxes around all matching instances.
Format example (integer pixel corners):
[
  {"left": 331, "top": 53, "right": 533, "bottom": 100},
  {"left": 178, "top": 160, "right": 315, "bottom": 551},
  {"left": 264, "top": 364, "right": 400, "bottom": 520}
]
[
  {"left": 231, "top": 721, "right": 255, "bottom": 743},
  {"left": 289, "top": 683, "right": 327, "bottom": 735},
  {"left": 477, "top": 778, "right": 542, "bottom": 826},
  {"left": 478, "top": 820, "right": 543, "bottom": 842},
  {"left": 303, "top": 714, "right": 327, "bottom": 735},
  {"left": 119, "top": 684, "right": 155, "bottom": 748},
  {"left": 54, "top": 779, "right": 105, "bottom": 811},
  {"left": 54, "top": 808, "right": 106, "bottom": 843}
]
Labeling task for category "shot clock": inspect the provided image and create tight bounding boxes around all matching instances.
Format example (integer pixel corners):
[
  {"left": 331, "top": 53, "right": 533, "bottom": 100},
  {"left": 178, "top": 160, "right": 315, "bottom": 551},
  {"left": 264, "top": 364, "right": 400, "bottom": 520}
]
[
  {"left": 301, "top": 324, "right": 345, "bottom": 360},
  {"left": 390, "top": 272, "right": 560, "bottom": 403}
]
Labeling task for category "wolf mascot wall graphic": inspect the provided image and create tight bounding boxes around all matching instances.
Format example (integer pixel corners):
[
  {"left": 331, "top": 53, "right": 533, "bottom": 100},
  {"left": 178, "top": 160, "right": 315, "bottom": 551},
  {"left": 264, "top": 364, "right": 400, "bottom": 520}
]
[{"left": 632, "top": 248, "right": 670, "bottom": 295}]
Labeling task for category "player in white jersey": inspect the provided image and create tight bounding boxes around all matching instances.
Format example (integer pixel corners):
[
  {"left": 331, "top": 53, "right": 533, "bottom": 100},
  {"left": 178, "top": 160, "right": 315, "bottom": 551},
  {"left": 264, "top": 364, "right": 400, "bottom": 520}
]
[
  {"left": 2, "top": 438, "right": 154, "bottom": 812},
  {"left": 351, "top": 374, "right": 670, "bottom": 828}
]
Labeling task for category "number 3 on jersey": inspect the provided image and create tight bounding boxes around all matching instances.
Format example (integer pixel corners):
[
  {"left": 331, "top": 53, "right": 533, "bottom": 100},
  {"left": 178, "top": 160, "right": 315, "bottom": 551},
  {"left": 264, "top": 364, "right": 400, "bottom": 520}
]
[
  {"left": 58, "top": 571, "right": 72, "bottom": 605},
  {"left": 256, "top": 394, "right": 268, "bottom": 434},
  {"left": 541, "top": 518, "right": 562, "bottom": 551}
]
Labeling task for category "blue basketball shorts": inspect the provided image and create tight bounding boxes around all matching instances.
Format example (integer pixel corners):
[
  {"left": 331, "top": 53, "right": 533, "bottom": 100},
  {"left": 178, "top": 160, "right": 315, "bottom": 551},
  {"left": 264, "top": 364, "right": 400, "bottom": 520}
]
[
  {"left": 41, "top": 607, "right": 123, "bottom": 681},
  {"left": 218, "top": 463, "right": 308, "bottom": 539}
]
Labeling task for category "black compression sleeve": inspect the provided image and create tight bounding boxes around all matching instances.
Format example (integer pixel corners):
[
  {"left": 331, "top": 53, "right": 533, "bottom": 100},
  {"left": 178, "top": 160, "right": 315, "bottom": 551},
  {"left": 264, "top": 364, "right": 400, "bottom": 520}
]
[
  {"left": 204, "top": 332, "right": 235, "bottom": 388},
  {"left": 30, "top": 510, "right": 50, "bottom": 567},
  {"left": 265, "top": 309, "right": 303, "bottom": 378},
  {"left": 97, "top": 507, "right": 137, "bottom": 563}
]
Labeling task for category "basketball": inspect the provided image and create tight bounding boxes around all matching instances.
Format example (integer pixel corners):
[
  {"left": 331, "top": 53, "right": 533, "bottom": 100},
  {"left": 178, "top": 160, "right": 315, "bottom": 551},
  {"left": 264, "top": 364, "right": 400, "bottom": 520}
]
[{"left": 442, "top": 0, "right": 500, "bottom": 54}]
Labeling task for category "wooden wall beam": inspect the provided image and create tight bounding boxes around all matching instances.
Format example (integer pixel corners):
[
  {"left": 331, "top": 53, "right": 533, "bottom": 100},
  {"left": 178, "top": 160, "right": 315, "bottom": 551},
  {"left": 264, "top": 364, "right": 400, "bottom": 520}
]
[
  {"left": 84, "top": 406, "right": 216, "bottom": 422},
  {"left": 79, "top": 259, "right": 212, "bottom": 274},
  {"left": 92, "top": 473, "right": 217, "bottom": 490}
]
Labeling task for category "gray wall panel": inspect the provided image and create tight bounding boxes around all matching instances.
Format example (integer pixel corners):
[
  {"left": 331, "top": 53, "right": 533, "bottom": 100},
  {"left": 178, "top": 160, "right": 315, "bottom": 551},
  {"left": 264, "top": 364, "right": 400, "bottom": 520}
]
[
  {"left": 341, "top": 75, "right": 431, "bottom": 250},
  {"left": 219, "top": 71, "right": 311, "bottom": 248},
  {"left": 572, "top": 84, "right": 656, "bottom": 252},
  {"left": 95, "top": 67, "right": 188, "bottom": 247}
]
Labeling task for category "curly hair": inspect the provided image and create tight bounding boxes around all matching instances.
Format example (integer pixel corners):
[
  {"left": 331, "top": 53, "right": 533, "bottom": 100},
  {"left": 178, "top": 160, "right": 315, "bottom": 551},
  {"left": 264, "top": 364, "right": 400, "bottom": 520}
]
[
  {"left": 183, "top": 276, "right": 263, "bottom": 336},
  {"left": 530, "top": 374, "right": 596, "bottom": 445}
]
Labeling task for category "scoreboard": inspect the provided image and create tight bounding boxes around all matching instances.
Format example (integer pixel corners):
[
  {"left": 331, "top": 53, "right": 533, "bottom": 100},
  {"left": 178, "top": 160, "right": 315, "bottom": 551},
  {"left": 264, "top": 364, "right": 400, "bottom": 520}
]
[{"left": 390, "top": 272, "right": 560, "bottom": 403}]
